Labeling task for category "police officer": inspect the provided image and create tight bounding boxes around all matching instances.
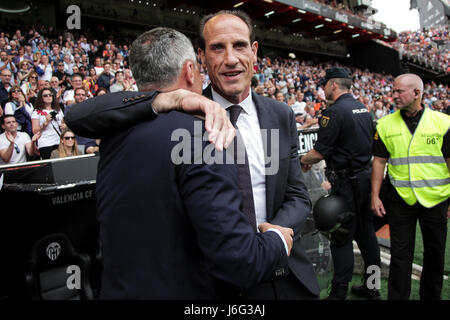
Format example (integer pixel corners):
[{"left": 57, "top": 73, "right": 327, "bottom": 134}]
[{"left": 300, "top": 67, "right": 381, "bottom": 300}]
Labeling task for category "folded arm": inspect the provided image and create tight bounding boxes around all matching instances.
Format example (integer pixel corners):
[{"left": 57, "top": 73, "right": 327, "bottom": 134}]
[{"left": 65, "top": 89, "right": 234, "bottom": 150}]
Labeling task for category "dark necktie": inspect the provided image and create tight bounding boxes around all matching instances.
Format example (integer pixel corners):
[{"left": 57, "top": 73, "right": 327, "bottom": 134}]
[{"left": 228, "top": 105, "right": 257, "bottom": 231}]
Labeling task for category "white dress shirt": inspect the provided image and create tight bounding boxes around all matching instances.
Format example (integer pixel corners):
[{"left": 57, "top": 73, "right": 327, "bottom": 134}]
[
  {"left": 211, "top": 88, "right": 288, "bottom": 254},
  {"left": 211, "top": 88, "right": 267, "bottom": 226}
]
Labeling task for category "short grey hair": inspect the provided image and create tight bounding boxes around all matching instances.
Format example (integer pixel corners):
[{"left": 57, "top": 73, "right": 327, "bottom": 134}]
[{"left": 129, "top": 27, "right": 197, "bottom": 90}]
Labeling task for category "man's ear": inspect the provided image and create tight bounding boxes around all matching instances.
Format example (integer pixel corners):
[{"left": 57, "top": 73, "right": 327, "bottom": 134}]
[
  {"left": 251, "top": 41, "right": 258, "bottom": 64},
  {"left": 184, "top": 60, "right": 195, "bottom": 86},
  {"left": 198, "top": 48, "right": 205, "bottom": 67}
]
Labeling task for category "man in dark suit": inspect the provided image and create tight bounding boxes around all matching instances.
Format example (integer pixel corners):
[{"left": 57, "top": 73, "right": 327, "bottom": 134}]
[
  {"left": 66, "top": 11, "right": 319, "bottom": 299},
  {"left": 72, "top": 27, "right": 294, "bottom": 299}
]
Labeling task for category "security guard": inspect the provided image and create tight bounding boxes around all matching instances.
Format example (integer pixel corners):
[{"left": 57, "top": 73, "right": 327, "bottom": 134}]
[
  {"left": 372, "top": 73, "right": 450, "bottom": 300},
  {"left": 301, "top": 67, "right": 381, "bottom": 300}
]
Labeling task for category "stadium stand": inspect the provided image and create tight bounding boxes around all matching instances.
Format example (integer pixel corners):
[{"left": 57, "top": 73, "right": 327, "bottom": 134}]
[{"left": 0, "top": 0, "right": 448, "bottom": 300}]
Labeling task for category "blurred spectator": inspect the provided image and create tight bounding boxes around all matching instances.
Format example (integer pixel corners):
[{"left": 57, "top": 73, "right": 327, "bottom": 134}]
[
  {"left": 95, "top": 87, "right": 108, "bottom": 96},
  {"left": 63, "top": 73, "right": 83, "bottom": 106},
  {"left": 7, "top": 40, "right": 18, "bottom": 56},
  {"left": 373, "top": 101, "right": 387, "bottom": 120},
  {"left": 73, "top": 54, "right": 82, "bottom": 68},
  {"left": 0, "top": 69, "right": 13, "bottom": 108},
  {"left": 0, "top": 50, "right": 17, "bottom": 83},
  {"left": 65, "top": 87, "right": 87, "bottom": 114},
  {"left": 35, "top": 41, "right": 50, "bottom": 56},
  {"left": 4, "top": 85, "right": 33, "bottom": 137},
  {"left": 0, "top": 114, "right": 39, "bottom": 164},
  {"left": 20, "top": 71, "right": 39, "bottom": 103},
  {"left": 49, "top": 44, "right": 64, "bottom": 63},
  {"left": 13, "top": 46, "right": 33, "bottom": 66},
  {"left": 97, "top": 62, "right": 114, "bottom": 90},
  {"left": 36, "top": 55, "right": 53, "bottom": 81},
  {"left": 53, "top": 60, "right": 69, "bottom": 86},
  {"left": 275, "top": 91, "right": 285, "bottom": 103},
  {"left": 50, "top": 128, "right": 80, "bottom": 159},
  {"left": 16, "top": 60, "right": 34, "bottom": 85},
  {"left": 31, "top": 88, "right": 66, "bottom": 159},
  {"left": 63, "top": 54, "right": 74, "bottom": 75},
  {"left": 71, "top": 87, "right": 100, "bottom": 155},
  {"left": 49, "top": 76, "right": 65, "bottom": 104},
  {"left": 84, "top": 67, "right": 98, "bottom": 96},
  {"left": 123, "top": 68, "right": 138, "bottom": 91},
  {"left": 111, "top": 59, "right": 122, "bottom": 75},
  {"left": 110, "top": 70, "right": 134, "bottom": 92},
  {"left": 93, "top": 57, "right": 104, "bottom": 75}
]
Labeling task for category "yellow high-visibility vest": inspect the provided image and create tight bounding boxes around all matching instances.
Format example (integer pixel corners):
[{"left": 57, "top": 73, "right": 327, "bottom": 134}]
[{"left": 376, "top": 108, "right": 450, "bottom": 207}]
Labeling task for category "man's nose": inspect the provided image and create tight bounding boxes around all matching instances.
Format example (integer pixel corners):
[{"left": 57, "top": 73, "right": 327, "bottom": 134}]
[{"left": 224, "top": 47, "right": 239, "bottom": 66}]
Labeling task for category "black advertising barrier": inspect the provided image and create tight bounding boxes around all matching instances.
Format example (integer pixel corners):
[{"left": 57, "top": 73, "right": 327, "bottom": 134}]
[{"left": 0, "top": 155, "right": 100, "bottom": 299}]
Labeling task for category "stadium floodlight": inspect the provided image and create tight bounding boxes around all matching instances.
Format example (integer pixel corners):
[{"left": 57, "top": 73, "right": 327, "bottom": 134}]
[
  {"left": 265, "top": 11, "right": 275, "bottom": 17},
  {"left": 325, "top": 18, "right": 332, "bottom": 22},
  {"left": 298, "top": 9, "right": 306, "bottom": 14},
  {"left": 314, "top": 24, "right": 324, "bottom": 29},
  {"left": 352, "top": 34, "right": 360, "bottom": 38},
  {"left": 292, "top": 18, "right": 301, "bottom": 23},
  {"left": 0, "top": 3, "right": 30, "bottom": 13},
  {"left": 234, "top": 2, "right": 244, "bottom": 8},
  {"left": 334, "top": 29, "right": 342, "bottom": 34}
]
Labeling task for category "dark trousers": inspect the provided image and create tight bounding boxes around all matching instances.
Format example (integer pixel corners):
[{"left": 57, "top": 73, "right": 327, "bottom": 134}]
[
  {"left": 331, "top": 168, "right": 381, "bottom": 284},
  {"left": 39, "top": 144, "right": 59, "bottom": 159},
  {"left": 387, "top": 198, "right": 448, "bottom": 300},
  {"left": 239, "top": 273, "right": 319, "bottom": 300}
]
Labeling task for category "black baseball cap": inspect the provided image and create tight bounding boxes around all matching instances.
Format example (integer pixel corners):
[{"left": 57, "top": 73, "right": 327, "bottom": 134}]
[{"left": 318, "top": 67, "right": 351, "bottom": 86}]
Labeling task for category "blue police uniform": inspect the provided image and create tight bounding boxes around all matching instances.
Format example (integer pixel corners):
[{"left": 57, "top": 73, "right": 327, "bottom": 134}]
[{"left": 313, "top": 92, "right": 381, "bottom": 291}]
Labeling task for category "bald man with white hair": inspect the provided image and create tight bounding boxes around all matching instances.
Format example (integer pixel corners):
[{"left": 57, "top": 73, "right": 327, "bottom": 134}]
[{"left": 372, "top": 73, "right": 450, "bottom": 300}]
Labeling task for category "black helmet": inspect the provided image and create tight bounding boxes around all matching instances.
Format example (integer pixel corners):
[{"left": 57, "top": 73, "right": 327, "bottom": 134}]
[{"left": 313, "top": 195, "right": 354, "bottom": 245}]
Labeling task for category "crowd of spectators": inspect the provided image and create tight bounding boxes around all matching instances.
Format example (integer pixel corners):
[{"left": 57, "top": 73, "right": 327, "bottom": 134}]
[
  {"left": 252, "top": 56, "right": 448, "bottom": 130},
  {"left": 389, "top": 25, "right": 450, "bottom": 73},
  {"left": 314, "top": 0, "right": 378, "bottom": 21},
  {"left": 0, "top": 24, "right": 448, "bottom": 165}
]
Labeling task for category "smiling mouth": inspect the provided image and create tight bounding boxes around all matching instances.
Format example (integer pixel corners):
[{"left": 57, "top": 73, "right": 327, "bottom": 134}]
[{"left": 222, "top": 71, "right": 242, "bottom": 78}]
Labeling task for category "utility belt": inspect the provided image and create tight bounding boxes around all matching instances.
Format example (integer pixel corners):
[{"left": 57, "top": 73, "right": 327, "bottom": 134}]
[{"left": 325, "top": 165, "right": 368, "bottom": 187}]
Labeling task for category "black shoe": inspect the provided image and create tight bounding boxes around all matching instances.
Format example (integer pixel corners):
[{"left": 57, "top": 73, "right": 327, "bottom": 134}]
[
  {"left": 351, "top": 284, "right": 382, "bottom": 300},
  {"left": 324, "top": 283, "right": 348, "bottom": 300}
]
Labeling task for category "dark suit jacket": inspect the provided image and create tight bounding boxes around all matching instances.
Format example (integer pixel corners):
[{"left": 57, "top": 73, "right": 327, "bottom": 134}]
[
  {"left": 65, "top": 88, "right": 320, "bottom": 296},
  {"left": 95, "top": 111, "right": 288, "bottom": 299},
  {"left": 203, "top": 87, "right": 319, "bottom": 296}
]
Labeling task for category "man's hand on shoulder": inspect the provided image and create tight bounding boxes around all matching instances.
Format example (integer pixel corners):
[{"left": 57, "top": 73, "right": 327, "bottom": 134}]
[{"left": 153, "top": 89, "right": 235, "bottom": 152}]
